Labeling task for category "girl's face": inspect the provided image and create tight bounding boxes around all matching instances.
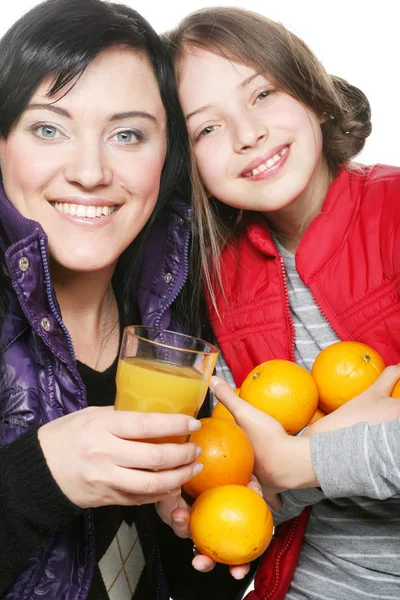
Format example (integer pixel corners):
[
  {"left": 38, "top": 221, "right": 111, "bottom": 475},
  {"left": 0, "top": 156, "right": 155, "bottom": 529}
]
[
  {"left": 179, "top": 47, "right": 326, "bottom": 214},
  {"left": 0, "top": 47, "right": 167, "bottom": 273}
]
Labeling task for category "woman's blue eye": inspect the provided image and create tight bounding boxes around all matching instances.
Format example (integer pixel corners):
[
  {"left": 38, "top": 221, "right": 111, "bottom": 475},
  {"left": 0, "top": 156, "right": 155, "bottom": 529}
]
[
  {"left": 115, "top": 131, "right": 138, "bottom": 143},
  {"left": 38, "top": 125, "right": 58, "bottom": 138}
]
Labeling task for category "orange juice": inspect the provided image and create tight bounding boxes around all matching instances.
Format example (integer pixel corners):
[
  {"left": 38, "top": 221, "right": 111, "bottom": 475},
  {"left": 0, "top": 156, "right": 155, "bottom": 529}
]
[{"left": 115, "top": 357, "right": 208, "bottom": 443}]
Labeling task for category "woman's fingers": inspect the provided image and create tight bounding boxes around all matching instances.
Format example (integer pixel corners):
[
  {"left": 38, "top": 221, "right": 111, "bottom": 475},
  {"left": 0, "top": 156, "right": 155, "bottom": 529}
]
[
  {"left": 229, "top": 564, "right": 251, "bottom": 580},
  {"left": 192, "top": 553, "right": 216, "bottom": 572},
  {"left": 112, "top": 438, "right": 201, "bottom": 471},
  {"left": 106, "top": 409, "right": 201, "bottom": 440},
  {"left": 112, "top": 461, "right": 203, "bottom": 496},
  {"left": 170, "top": 506, "right": 191, "bottom": 538}
]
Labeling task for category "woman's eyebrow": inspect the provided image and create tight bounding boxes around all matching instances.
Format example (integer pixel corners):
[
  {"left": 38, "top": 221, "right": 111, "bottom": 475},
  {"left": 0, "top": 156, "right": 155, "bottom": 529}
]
[
  {"left": 26, "top": 103, "right": 70, "bottom": 117},
  {"left": 25, "top": 104, "right": 158, "bottom": 124},
  {"left": 108, "top": 110, "right": 158, "bottom": 123}
]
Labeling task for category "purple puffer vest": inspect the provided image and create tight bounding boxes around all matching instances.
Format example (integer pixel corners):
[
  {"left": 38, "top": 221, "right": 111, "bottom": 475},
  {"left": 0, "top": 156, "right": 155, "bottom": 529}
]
[{"left": 0, "top": 184, "right": 191, "bottom": 599}]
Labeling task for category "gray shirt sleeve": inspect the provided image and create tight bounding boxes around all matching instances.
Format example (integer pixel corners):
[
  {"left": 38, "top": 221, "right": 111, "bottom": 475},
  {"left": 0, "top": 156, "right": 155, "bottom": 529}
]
[
  {"left": 272, "top": 487, "right": 326, "bottom": 525},
  {"left": 311, "top": 417, "right": 400, "bottom": 499}
]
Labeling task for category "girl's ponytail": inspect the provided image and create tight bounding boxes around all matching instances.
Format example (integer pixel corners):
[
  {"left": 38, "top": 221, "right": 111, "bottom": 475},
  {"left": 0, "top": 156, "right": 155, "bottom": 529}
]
[{"left": 323, "top": 77, "right": 372, "bottom": 168}]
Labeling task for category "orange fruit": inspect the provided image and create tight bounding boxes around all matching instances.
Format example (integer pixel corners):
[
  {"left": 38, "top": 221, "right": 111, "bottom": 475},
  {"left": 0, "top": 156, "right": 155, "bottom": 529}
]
[
  {"left": 311, "top": 341, "right": 385, "bottom": 413},
  {"left": 182, "top": 418, "right": 254, "bottom": 498},
  {"left": 307, "top": 406, "right": 327, "bottom": 425},
  {"left": 190, "top": 484, "right": 273, "bottom": 565},
  {"left": 239, "top": 360, "right": 319, "bottom": 435},
  {"left": 211, "top": 388, "right": 240, "bottom": 422},
  {"left": 391, "top": 380, "right": 400, "bottom": 398}
]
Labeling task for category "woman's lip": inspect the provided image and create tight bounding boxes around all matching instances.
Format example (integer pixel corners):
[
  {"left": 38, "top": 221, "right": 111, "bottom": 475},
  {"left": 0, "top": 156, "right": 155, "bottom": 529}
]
[
  {"left": 49, "top": 197, "right": 119, "bottom": 207},
  {"left": 50, "top": 204, "right": 120, "bottom": 228},
  {"left": 240, "top": 144, "right": 289, "bottom": 177},
  {"left": 242, "top": 145, "right": 290, "bottom": 181}
]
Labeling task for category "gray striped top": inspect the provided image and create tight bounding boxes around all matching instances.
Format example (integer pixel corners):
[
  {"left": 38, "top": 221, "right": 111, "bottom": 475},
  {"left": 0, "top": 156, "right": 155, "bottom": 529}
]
[{"left": 214, "top": 239, "right": 400, "bottom": 599}]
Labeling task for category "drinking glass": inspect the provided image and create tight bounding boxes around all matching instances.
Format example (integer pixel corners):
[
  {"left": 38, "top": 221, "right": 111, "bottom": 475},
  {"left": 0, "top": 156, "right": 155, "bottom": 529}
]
[{"left": 114, "top": 326, "right": 218, "bottom": 443}]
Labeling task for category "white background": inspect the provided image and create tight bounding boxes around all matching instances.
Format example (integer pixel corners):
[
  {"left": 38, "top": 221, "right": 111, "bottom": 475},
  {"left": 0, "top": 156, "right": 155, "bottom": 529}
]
[{"left": 1, "top": 0, "right": 399, "bottom": 166}]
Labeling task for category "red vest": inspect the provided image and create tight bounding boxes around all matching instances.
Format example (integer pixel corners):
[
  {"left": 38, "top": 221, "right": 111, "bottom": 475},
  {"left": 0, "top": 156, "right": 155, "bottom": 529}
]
[{"left": 207, "top": 164, "right": 400, "bottom": 600}]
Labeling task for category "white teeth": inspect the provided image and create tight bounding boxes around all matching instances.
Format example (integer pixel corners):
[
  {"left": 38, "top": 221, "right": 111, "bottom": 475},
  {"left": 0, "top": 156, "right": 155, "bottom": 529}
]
[
  {"left": 76, "top": 205, "right": 86, "bottom": 217},
  {"left": 51, "top": 202, "right": 117, "bottom": 218},
  {"left": 250, "top": 146, "right": 289, "bottom": 176}
]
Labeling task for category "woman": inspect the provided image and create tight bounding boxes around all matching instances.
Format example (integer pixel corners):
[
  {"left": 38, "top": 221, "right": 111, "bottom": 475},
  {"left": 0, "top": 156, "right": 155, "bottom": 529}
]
[
  {"left": 165, "top": 7, "right": 400, "bottom": 600},
  {"left": 0, "top": 1, "right": 259, "bottom": 599}
]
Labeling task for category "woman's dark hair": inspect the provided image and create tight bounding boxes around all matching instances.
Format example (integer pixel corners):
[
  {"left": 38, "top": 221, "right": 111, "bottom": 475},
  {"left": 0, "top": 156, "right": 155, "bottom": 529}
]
[{"left": 0, "top": 0, "right": 199, "bottom": 337}]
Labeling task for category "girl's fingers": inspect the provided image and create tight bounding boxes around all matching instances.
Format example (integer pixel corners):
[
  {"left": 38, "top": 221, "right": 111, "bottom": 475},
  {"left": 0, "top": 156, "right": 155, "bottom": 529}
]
[{"left": 372, "top": 364, "right": 400, "bottom": 395}]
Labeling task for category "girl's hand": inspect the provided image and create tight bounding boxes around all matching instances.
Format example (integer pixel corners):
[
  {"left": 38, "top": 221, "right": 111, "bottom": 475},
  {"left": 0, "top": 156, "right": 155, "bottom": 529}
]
[
  {"left": 209, "top": 377, "right": 317, "bottom": 493},
  {"left": 156, "top": 475, "right": 263, "bottom": 579},
  {"left": 304, "top": 364, "right": 400, "bottom": 437},
  {"left": 38, "top": 406, "right": 203, "bottom": 508}
]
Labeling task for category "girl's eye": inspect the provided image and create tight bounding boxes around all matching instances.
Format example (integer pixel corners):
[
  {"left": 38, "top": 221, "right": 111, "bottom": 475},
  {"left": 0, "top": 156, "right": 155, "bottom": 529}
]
[
  {"left": 255, "top": 90, "right": 271, "bottom": 103},
  {"left": 198, "top": 125, "right": 219, "bottom": 139},
  {"left": 36, "top": 125, "right": 60, "bottom": 139},
  {"left": 112, "top": 130, "right": 142, "bottom": 144}
]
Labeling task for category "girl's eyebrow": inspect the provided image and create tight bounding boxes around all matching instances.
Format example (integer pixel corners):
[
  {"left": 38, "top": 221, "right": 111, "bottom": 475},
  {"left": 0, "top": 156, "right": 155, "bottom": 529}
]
[
  {"left": 26, "top": 104, "right": 158, "bottom": 124},
  {"left": 186, "top": 71, "right": 266, "bottom": 121}
]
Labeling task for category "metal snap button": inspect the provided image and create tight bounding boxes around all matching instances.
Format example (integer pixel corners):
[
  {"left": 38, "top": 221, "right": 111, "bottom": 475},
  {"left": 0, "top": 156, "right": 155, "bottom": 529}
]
[
  {"left": 40, "top": 318, "right": 51, "bottom": 332},
  {"left": 18, "top": 257, "right": 30, "bottom": 272},
  {"left": 164, "top": 272, "right": 173, "bottom": 284}
]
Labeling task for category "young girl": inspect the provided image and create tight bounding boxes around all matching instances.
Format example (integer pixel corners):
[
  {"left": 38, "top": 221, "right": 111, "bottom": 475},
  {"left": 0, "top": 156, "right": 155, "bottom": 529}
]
[{"left": 164, "top": 8, "right": 400, "bottom": 600}]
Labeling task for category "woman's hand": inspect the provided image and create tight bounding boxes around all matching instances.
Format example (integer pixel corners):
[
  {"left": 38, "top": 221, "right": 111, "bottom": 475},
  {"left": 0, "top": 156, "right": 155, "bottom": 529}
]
[
  {"left": 38, "top": 406, "right": 203, "bottom": 508},
  {"left": 304, "top": 364, "right": 400, "bottom": 437},
  {"left": 156, "top": 475, "right": 263, "bottom": 579}
]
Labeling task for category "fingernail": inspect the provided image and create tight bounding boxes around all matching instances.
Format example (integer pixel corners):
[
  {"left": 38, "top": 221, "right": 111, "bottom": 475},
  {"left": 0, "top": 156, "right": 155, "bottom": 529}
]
[
  {"left": 189, "top": 419, "right": 201, "bottom": 432},
  {"left": 173, "top": 515, "right": 187, "bottom": 523},
  {"left": 209, "top": 376, "right": 218, "bottom": 392},
  {"left": 195, "top": 446, "right": 202, "bottom": 458},
  {"left": 193, "top": 462, "right": 204, "bottom": 475},
  {"left": 168, "top": 488, "right": 181, "bottom": 497}
]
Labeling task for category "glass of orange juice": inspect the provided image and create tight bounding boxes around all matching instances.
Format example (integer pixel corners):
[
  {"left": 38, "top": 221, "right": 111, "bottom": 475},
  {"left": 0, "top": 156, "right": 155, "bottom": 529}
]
[{"left": 114, "top": 326, "right": 218, "bottom": 443}]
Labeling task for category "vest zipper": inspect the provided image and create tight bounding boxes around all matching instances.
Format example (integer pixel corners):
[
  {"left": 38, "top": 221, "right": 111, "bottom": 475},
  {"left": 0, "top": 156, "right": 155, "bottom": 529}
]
[
  {"left": 155, "top": 223, "right": 190, "bottom": 328},
  {"left": 39, "top": 238, "right": 76, "bottom": 359},
  {"left": 279, "top": 257, "right": 296, "bottom": 361},
  {"left": 264, "top": 515, "right": 302, "bottom": 600},
  {"left": 156, "top": 544, "right": 163, "bottom": 600}
]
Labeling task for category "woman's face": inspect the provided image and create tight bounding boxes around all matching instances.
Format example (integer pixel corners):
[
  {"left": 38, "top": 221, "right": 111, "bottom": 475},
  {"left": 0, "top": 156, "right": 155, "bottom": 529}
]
[
  {"left": 179, "top": 47, "right": 325, "bottom": 214},
  {"left": 0, "top": 47, "right": 167, "bottom": 272}
]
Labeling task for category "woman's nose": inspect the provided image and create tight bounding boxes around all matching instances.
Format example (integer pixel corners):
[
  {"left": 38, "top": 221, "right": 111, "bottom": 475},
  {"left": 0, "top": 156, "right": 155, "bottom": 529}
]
[{"left": 64, "top": 142, "right": 112, "bottom": 189}]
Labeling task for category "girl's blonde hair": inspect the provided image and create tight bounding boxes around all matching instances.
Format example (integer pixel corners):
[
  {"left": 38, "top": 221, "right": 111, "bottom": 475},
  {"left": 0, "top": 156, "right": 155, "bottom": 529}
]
[{"left": 164, "top": 7, "right": 372, "bottom": 307}]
